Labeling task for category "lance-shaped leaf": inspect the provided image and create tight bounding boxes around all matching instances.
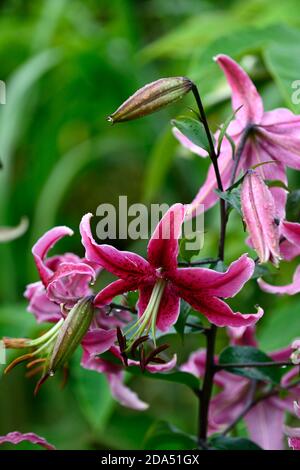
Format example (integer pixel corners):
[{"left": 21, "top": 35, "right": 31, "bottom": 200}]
[{"left": 241, "top": 170, "right": 280, "bottom": 265}]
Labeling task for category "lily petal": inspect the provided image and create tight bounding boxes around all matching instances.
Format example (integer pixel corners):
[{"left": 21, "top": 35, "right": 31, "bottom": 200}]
[
  {"left": 288, "top": 436, "right": 300, "bottom": 450},
  {"left": 0, "top": 432, "right": 55, "bottom": 450},
  {"left": 107, "top": 372, "right": 149, "bottom": 410},
  {"left": 128, "top": 353, "right": 177, "bottom": 372},
  {"left": 215, "top": 54, "right": 264, "bottom": 125},
  {"left": 186, "top": 139, "right": 234, "bottom": 215},
  {"left": 147, "top": 203, "right": 185, "bottom": 272},
  {"left": 172, "top": 127, "right": 209, "bottom": 157},
  {"left": 258, "top": 265, "right": 300, "bottom": 295},
  {"left": 94, "top": 279, "right": 140, "bottom": 306},
  {"left": 81, "top": 329, "right": 116, "bottom": 355},
  {"left": 280, "top": 221, "right": 300, "bottom": 261},
  {"left": 241, "top": 171, "right": 280, "bottom": 265},
  {"left": 261, "top": 108, "right": 300, "bottom": 133},
  {"left": 24, "top": 282, "right": 61, "bottom": 323},
  {"left": 47, "top": 262, "right": 96, "bottom": 306},
  {"left": 81, "top": 352, "right": 148, "bottom": 410},
  {"left": 80, "top": 213, "right": 152, "bottom": 280},
  {"left": 178, "top": 292, "right": 263, "bottom": 327},
  {"left": 245, "top": 400, "right": 285, "bottom": 450},
  {"left": 227, "top": 325, "right": 258, "bottom": 347},
  {"left": 32, "top": 226, "right": 74, "bottom": 286},
  {"left": 171, "top": 254, "right": 254, "bottom": 298}
]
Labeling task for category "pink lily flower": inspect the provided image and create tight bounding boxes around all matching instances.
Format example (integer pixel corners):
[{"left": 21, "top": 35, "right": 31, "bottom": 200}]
[
  {"left": 174, "top": 54, "right": 300, "bottom": 217},
  {"left": 0, "top": 431, "right": 55, "bottom": 450},
  {"left": 181, "top": 327, "right": 300, "bottom": 450},
  {"left": 258, "top": 221, "right": 300, "bottom": 295},
  {"left": 25, "top": 226, "right": 97, "bottom": 323},
  {"left": 4, "top": 223, "right": 158, "bottom": 408},
  {"left": 241, "top": 170, "right": 281, "bottom": 265},
  {"left": 80, "top": 203, "right": 263, "bottom": 351},
  {"left": 285, "top": 402, "right": 300, "bottom": 450}
]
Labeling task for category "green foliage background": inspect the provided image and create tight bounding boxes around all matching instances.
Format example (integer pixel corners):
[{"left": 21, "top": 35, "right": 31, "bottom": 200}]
[{"left": 1, "top": 0, "right": 300, "bottom": 449}]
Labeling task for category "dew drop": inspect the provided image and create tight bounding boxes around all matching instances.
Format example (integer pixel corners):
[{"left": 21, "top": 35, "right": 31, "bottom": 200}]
[{"left": 49, "top": 370, "right": 55, "bottom": 377}]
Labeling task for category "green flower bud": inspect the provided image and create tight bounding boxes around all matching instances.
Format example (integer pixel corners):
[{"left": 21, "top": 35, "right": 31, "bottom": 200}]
[
  {"left": 48, "top": 296, "right": 95, "bottom": 375},
  {"left": 107, "top": 77, "right": 193, "bottom": 123}
]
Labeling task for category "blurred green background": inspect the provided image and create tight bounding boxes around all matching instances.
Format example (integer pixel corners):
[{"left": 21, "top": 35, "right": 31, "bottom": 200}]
[{"left": 1, "top": 0, "right": 300, "bottom": 450}]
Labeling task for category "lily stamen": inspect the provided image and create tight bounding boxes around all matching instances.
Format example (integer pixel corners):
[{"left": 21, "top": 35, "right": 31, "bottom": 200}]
[{"left": 124, "top": 279, "right": 166, "bottom": 350}]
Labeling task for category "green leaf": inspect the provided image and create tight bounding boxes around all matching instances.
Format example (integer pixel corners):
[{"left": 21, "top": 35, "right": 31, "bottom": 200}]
[
  {"left": 142, "top": 127, "right": 177, "bottom": 203},
  {"left": 252, "top": 263, "right": 270, "bottom": 280},
  {"left": 210, "top": 435, "right": 262, "bottom": 450},
  {"left": 217, "top": 105, "right": 242, "bottom": 155},
  {"left": 127, "top": 365, "right": 200, "bottom": 391},
  {"left": 215, "top": 187, "right": 242, "bottom": 215},
  {"left": 71, "top": 350, "right": 115, "bottom": 432},
  {"left": 126, "top": 291, "right": 139, "bottom": 309},
  {"left": 286, "top": 190, "right": 300, "bottom": 222},
  {"left": 265, "top": 179, "right": 289, "bottom": 191},
  {"left": 143, "top": 421, "right": 197, "bottom": 450},
  {"left": 171, "top": 116, "right": 211, "bottom": 153},
  {"left": 174, "top": 302, "right": 192, "bottom": 340},
  {"left": 219, "top": 346, "right": 282, "bottom": 384},
  {"left": 259, "top": 296, "right": 300, "bottom": 350},
  {"left": 179, "top": 236, "right": 202, "bottom": 263},
  {"left": 264, "top": 40, "right": 300, "bottom": 113}
]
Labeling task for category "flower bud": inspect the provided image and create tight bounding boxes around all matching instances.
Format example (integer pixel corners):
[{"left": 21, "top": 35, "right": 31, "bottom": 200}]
[
  {"left": 48, "top": 295, "right": 95, "bottom": 374},
  {"left": 107, "top": 77, "right": 193, "bottom": 123},
  {"left": 241, "top": 170, "right": 280, "bottom": 265}
]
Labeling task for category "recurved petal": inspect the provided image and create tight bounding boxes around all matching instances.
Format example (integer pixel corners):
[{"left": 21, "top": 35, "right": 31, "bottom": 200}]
[
  {"left": 80, "top": 213, "right": 153, "bottom": 279},
  {"left": 258, "top": 129, "right": 300, "bottom": 170},
  {"left": 128, "top": 354, "right": 177, "bottom": 373},
  {"left": 178, "top": 292, "right": 263, "bottom": 328},
  {"left": 0, "top": 432, "right": 55, "bottom": 450},
  {"left": 81, "top": 352, "right": 148, "bottom": 410},
  {"left": 147, "top": 203, "right": 185, "bottom": 272},
  {"left": 215, "top": 54, "right": 264, "bottom": 125},
  {"left": 32, "top": 226, "right": 74, "bottom": 286},
  {"left": 172, "top": 127, "right": 209, "bottom": 157},
  {"left": 106, "top": 372, "right": 149, "bottom": 410},
  {"left": 258, "top": 265, "right": 300, "bottom": 295},
  {"left": 24, "top": 282, "right": 61, "bottom": 323},
  {"left": 261, "top": 108, "right": 300, "bottom": 135},
  {"left": 46, "top": 262, "right": 96, "bottom": 305},
  {"left": 186, "top": 139, "right": 234, "bottom": 216},
  {"left": 94, "top": 279, "right": 140, "bottom": 306},
  {"left": 81, "top": 329, "right": 116, "bottom": 356},
  {"left": 171, "top": 254, "right": 254, "bottom": 299}
]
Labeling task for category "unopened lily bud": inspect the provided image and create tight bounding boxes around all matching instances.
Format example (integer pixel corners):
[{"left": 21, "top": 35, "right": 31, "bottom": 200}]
[
  {"left": 241, "top": 170, "right": 280, "bottom": 265},
  {"left": 48, "top": 296, "right": 95, "bottom": 375},
  {"left": 107, "top": 77, "right": 193, "bottom": 123}
]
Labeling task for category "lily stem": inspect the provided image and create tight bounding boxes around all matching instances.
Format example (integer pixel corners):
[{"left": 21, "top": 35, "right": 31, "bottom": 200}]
[
  {"left": 198, "top": 325, "right": 217, "bottom": 443},
  {"left": 191, "top": 84, "right": 226, "bottom": 446},
  {"left": 191, "top": 84, "right": 226, "bottom": 260}
]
